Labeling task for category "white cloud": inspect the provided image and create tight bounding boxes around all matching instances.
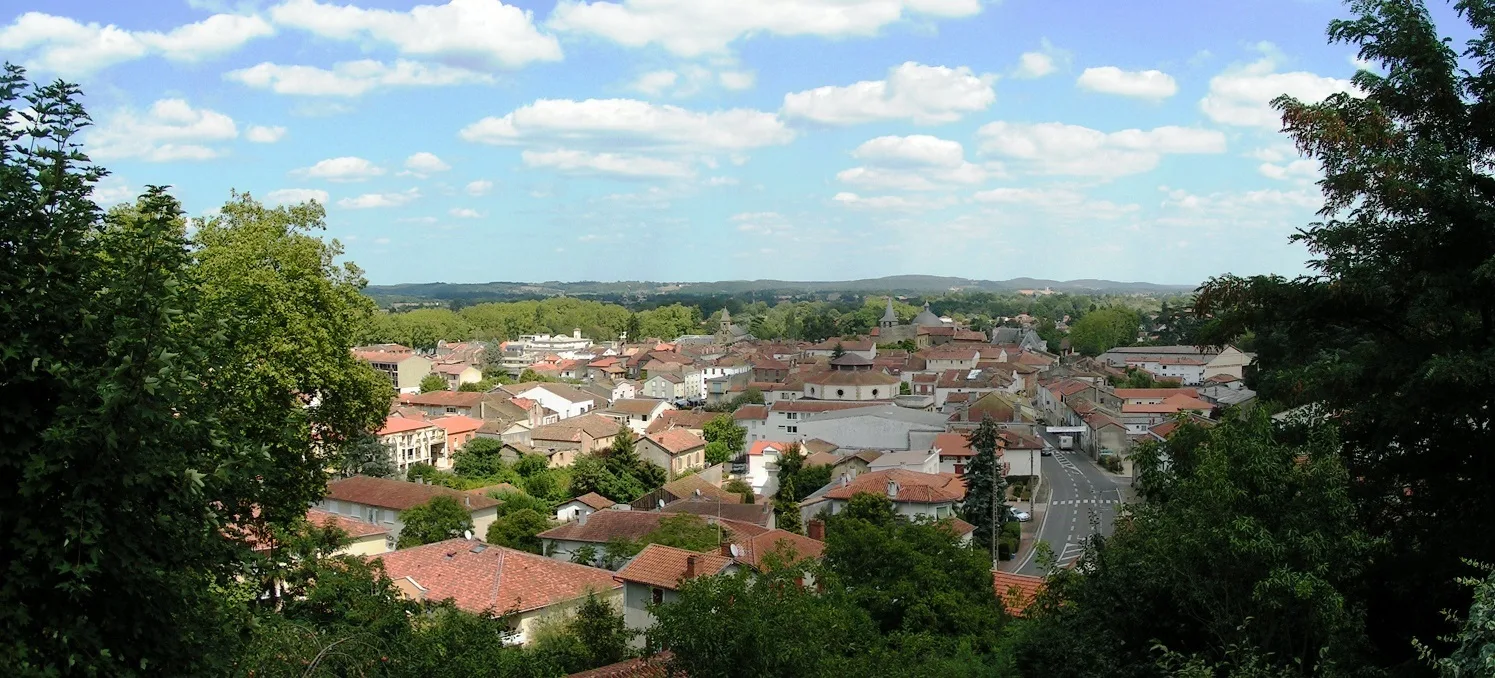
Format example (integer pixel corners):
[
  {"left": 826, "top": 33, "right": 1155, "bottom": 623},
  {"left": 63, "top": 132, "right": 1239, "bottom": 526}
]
[
  {"left": 268, "top": 0, "right": 561, "bottom": 68},
  {"left": 732, "top": 211, "right": 793, "bottom": 236},
  {"left": 1258, "top": 158, "right": 1320, "bottom": 183},
  {"left": 293, "top": 156, "right": 385, "bottom": 182},
  {"left": 719, "top": 70, "right": 755, "bottom": 90},
  {"left": 91, "top": 178, "right": 136, "bottom": 206},
  {"left": 465, "top": 179, "right": 494, "bottom": 196},
  {"left": 976, "top": 121, "right": 1226, "bottom": 177},
  {"left": 449, "top": 207, "right": 483, "bottom": 218},
  {"left": 1013, "top": 52, "right": 1055, "bottom": 79},
  {"left": 1160, "top": 185, "right": 1323, "bottom": 216},
  {"left": 226, "top": 59, "right": 494, "bottom": 97},
  {"left": 1077, "top": 66, "right": 1178, "bottom": 99},
  {"left": 266, "top": 188, "right": 329, "bottom": 204},
  {"left": 630, "top": 70, "right": 679, "bottom": 95},
  {"left": 782, "top": 62, "right": 996, "bottom": 125},
  {"left": 337, "top": 188, "right": 421, "bottom": 209},
  {"left": 627, "top": 65, "right": 756, "bottom": 97},
  {"left": 972, "top": 186, "right": 1139, "bottom": 219},
  {"left": 521, "top": 148, "right": 695, "bottom": 178},
  {"left": 832, "top": 191, "right": 957, "bottom": 211},
  {"left": 548, "top": 0, "right": 981, "bottom": 57},
  {"left": 404, "top": 152, "right": 451, "bottom": 174},
  {"left": 1247, "top": 143, "right": 1299, "bottom": 163},
  {"left": 1200, "top": 49, "right": 1354, "bottom": 128},
  {"left": 706, "top": 176, "right": 739, "bottom": 186},
  {"left": 838, "top": 134, "right": 993, "bottom": 191},
  {"left": 0, "top": 11, "right": 272, "bottom": 75},
  {"left": 460, "top": 98, "right": 794, "bottom": 151},
  {"left": 246, "top": 125, "right": 287, "bottom": 143},
  {"left": 88, "top": 99, "right": 238, "bottom": 162}
]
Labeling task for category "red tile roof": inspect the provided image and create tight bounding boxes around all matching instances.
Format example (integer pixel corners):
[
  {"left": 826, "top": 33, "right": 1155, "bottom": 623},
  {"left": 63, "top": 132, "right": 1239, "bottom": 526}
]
[
  {"left": 400, "top": 391, "right": 486, "bottom": 407},
  {"left": 566, "top": 653, "right": 673, "bottom": 678},
  {"left": 537, "top": 508, "right": 763, "bottom": 544},
  {"left": 430, "top": 415, "right": 484, "bottom": 435},
  {"left": 355, "top": 350, "right": 421, "bottom": 363},
  {"left": 326, "top": 476, "right": 499, "bottom": 512},
  {"left": 822, "top": 469, "right": 966, "bottom": 503},
  {"left": 531, "top": 414, "right": 623, "bottom": 442},
  {"left": 306, "top": 508, "right": 389, "bottom": 539},
  {"left": 615, "top": 544, "right": 735, "bottom": 590},
  {"left": 1120, "top": 393, "right": 1214, "bottom": 414},
  {"left": 660, "top": 475, "right": 744, "bottom": 504},
  {"left": 644, "top": 428, "right": 707, "bottom": 455},
  {"left": 378, "top": 415, "right": 438, "bottom": 436},
  {"left": 992, "top": 571, "right": 1045, "bottom": 616},
  {"left": 376, "top": 539, "right": 620, "bottom": 614},
  {"left": 731, "top": 530, "right": 825, "bottom": 571},
  {"left": 571, "top": 492, "right": 615, "bottom": 510},
  {"left": 645, "top": 410, "right": 719, "bottom": 434},
  {"left": 1114, "top": 387, "right": 1199, "bottom": 399},
  {"left": 732, "top": 404, "right": 769, "bottom": 421},
  {"left": 933, "top": 432, "right": 975, "bottom": 458}
]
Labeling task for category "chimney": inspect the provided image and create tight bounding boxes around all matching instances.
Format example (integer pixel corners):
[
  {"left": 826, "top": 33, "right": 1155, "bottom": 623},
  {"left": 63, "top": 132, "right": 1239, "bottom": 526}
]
[
  {"left": 886, "top": 480, "right": 899, "bottom": 499},
  {"left": 685, "top": 555, "right": 698, "bottom": 579},
  {"left": 465, "top": 495, "right": 472, "bottom": 508},
  {"left": 807, "top": 520, "right": 825, "bottom": 541},
  {"left": 720, "top": 542, "right": 733, "bottom": 557}
]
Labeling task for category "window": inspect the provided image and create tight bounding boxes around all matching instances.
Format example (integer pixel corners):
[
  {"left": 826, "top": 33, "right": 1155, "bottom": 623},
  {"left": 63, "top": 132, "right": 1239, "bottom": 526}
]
[
  {"left": 787, "top": 426, "right": 798, "bottom": 433},
  {"left": 836, "top": 389, "right": 844, "bottom": 397},
  {"left": 872, "top": 389, "right": 879, "bottom": 397},
  {"left": 446, "top": 407, "right": 457, "bottom": 413},
  {"left": 651, "top": 588, "right": 664, "bottom": 604}
]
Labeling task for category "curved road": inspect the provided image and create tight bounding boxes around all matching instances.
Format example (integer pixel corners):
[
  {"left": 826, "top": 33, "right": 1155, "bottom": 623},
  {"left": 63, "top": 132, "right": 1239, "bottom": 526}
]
[{"left": 1015, "top": 435, "right": 1125, "bottom": 576}]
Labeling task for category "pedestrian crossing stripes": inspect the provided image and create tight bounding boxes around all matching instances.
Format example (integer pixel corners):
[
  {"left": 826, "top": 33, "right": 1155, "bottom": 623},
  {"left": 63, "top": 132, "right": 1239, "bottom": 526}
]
[{"left": 1050, "top": 499, "right": 1118, "bottom": 505}]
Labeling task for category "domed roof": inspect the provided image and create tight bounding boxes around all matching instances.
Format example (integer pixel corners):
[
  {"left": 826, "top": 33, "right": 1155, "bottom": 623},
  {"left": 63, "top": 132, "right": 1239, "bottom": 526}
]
[
  {"left": 913, "top": 302, "right": 943, "bottom": 327},
  {"left": 830, "top": 353, "right": 874, "bottom": 369}
]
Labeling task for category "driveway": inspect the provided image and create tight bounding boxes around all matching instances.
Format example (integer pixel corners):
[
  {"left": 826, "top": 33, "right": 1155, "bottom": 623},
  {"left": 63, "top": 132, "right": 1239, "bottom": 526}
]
[{"left": 1013, "top": 433, "right": 1125, "bottom": 576}]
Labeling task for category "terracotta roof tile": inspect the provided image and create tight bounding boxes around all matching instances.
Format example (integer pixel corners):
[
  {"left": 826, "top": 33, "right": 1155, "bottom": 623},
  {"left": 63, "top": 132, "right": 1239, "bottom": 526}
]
[
  {"left": 538, "top": 508, "right": 763, "bottom": 543},
  {"left": 660, "top": 497, "right": 772, "bottom": 527},
  {"left": 566, "top": 653, "right": 672, "bottom": 678},
  {"left": 645, "top": 428, "right": 707, "bottom": 454},
  {"left": 378, "top": 415, "right": 437, "bottom": 435},
  {"left": 822, "top": 469, "right": 966, "bottom": 503},
  {"left": 732, "top": 404, "right": 769, "bottom": 421},
  {"left": 326, "top": 476, "right": 499, "bottom": 512},
  {"left": 660, "top": 475, "right": 743, "bottom": 504},
  {"left": 573, "top": 492, "right": 616, "bottom": 510},
  {"left": 933, "top": 432, "right": 975, "bottom": 458},
  {"left": 376, "top": 538, "right": 620, "bottom": 614},
  {"left": 399, "top": 391, "right": 486, "bottom": 407},
  {"left": 615, "top": 544, "right": 734, "bottom": 590},
  {"left": 645, "top": 410, "right": 719, "bottom": 434},
  {"left": 992, "top": 571, "right": 1045, "bottom": 616},
  {"left": 732, "top": 530, "right": 824, "bottom": 571},
  {"left": 430, "top": 415, "right": 484, "bottom": 435},
  {"left": 305, "top": 508, "right": 388, "bottom": 539}
]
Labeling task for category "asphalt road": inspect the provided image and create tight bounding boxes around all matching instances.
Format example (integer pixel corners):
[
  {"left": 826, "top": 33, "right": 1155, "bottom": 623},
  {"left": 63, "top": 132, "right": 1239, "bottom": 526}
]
[{"left": 1015, "top": 433, "right": 1124, "bottom": 576}]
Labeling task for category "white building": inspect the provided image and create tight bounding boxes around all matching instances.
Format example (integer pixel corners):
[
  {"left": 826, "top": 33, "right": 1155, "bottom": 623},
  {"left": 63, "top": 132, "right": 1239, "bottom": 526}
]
[
  {"left": 797, "top": 469, "right": 969, "bottom": 539},
  {"left": 504, "top": 383, "right": 599, "bottom": 421},
  {"left": 795, "top": 405, "right": 950, "bottom": 451},
  {"left": 376, "top": 416, "right": 446, "bottom": 473},
  {"left": 321, "top": 476, "right": 499, "bottom": 546}
]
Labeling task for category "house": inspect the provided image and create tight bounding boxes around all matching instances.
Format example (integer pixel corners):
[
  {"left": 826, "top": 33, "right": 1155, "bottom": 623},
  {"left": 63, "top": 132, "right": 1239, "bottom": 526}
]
[
  {"left": 800, "top": 354, "right": 901, "bottom": 402},
  {"left": 555, "top": 492, "right": 616, "bottom": 523},
  {"left": 795, "top": 404, "right": 950, "bottom": 451},
  {"left": 742, "top": 400, "right": 890, "bottom": 441},
  {"left": 798, "top": 469, "right": 967, "bottom": 533},
  {"left": 298, "top": 508, "right": 392, "bottom": 556},
  {"left": 432, "top": 362, "right": 483, "bottom": 390},
  {"left": 630, "top": 474, "right": 743, "bottom": 511},
  {"left": 376, "top": 538, "right": 621, "bottom": 645},
  {"left": 932, "top": 431, "right": 975, "bottom": 475},
  {"left": 644, "top": 409, "right": 719, "bottom": 436},
  {"left": 659, "top": 496, "right": 774, "bottom": 529},
  {"left": 354, "top": 349, "right": 433, "bottom": 393},
  {"left": 992, "top": 571, "right": 1045, "bottom": 617},
  {"left": 1097, "top": 345, "right": 1253, "bottom": 385},
  {"left": 528, "top": 414, "right": 623, "bottom": 467},
  {"left": 922, "top": 347, "right": 980, "bottom": 372},
  {"left": 637, "top": 428, "right": 708, "bottom": 478},
  {"left": 998, "top": 430, "right": 1044, "bottom": 480},
  {"left": 868, "top": 449, "right": 941, "bottom": 474},
  {"left": 738, "top": 440, "right": 789, "bottom": 497},
  {"left": 615, "top": 545, "right": 737, "bottom": 633},
  {"left": 1119, "top": 393, "right": 1215, "bottom": 434},
  {"left": 602, "top": 398, "right": 675, "bottom": 435},
  {"left": 948, "top": 391, "right": 1033, "bottom": 428},
  {"left": 537, "top": 509, "right": 767, "bottom": 564},
  {"left": 641, "top": 373, "right": 687, "bottom": 401},
  {"left": 990, "top": 327, "right": 1047, "bottom": 352},
  {"left": 398, "top": 390, "right": 499, "bottom": 419},
  {"left": 934, "top": 368, "right": 1018, "bottom": 408},
  {"left": 501, "top": 383, "right": 601, "bottom": 420},
  {"left": 376, "top": 416, "right": 446, "bottom": 473},
  {"left": 751, "top": 356, "right": 790, "bottom": 382},
  {"left": 320, "top": 476, "right": 500, "bottom": 545},
  {"left": 803, "top": 338, "right": 877, "bottom": 360},
  {"left": 430, "top": 415, "right": 483, "bottom": 457},
  {"left": 825, "top": 450, "right": 882, "bottom": 482}
]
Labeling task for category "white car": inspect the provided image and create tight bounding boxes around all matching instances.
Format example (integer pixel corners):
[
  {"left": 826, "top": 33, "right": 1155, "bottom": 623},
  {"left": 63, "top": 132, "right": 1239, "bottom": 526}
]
[{"left": 1008, "top": 508, "right": 1032, "bottom": 522}]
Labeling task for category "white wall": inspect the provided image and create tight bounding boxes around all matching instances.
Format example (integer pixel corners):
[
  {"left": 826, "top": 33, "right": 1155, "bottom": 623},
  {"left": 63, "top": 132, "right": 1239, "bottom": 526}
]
[
  {"left": 795, "top": 415, "right": 943, "bottom": 451},
  {"left": 515, "top": 386, "right": 593, "bottom": 420}
]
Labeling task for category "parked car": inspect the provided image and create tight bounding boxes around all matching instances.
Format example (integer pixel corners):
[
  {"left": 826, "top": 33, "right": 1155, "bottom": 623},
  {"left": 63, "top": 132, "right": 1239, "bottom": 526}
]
[
  {"left": 1041, "top": 445, "right": 1054, "bottom": 457},
  {"left": 1008, "top": 508, "right": 1032, "bottom": 522}
]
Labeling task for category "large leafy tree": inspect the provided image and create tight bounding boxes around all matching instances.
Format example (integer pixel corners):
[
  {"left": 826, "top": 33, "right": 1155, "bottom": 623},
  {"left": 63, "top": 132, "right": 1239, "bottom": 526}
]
[
  {"left": 1191, "top": 0, "right": 1495, "bottom": 664},
  {"left": 334, "top": 431, "right": 397, "bottom": 478},
  {"left": 397, "top": 496, "right": 474, "bottom": 548},
  {"left": 486, "top": 509, "right": 552, "bottom": 554},
  {"left": 1012, "top": 414, "right": 1380, "bottom": 677},
  {"left": 960, "top": 419, "right": 1008, "bottom": 559},
  {"left": 419, "top": 373, "right": 449, "bottom": 393},
  {"left": 1066, "top": 307, "right": 1138, "bottom": 356},
  {"left": 0, "top": 67, "right": 388, "bottom": 674},
  {"left": 702, "top": 414, "right": 746, "bottom": 459}
]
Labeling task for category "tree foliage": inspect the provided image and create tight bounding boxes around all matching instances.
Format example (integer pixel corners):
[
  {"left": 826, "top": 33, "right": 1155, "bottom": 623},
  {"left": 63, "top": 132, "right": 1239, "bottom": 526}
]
[
  {"left": 485, "top": 508, "right": 551, "bottom": 554},
  {"left": 960, "top": 419, "right": 1008, "bottom": 556},
  {"left": 419, "top": 373, "right": 449, "bottom": 393},
  {"left": 397, "top": 496, "right": 474, "bottom": 548},
  {"left": 334, "top": 431, "right": 397, "bottom": 479},
  {"left": 1066, "top": 306, "right": 1138, "bottom": 356},
  {"left": 702, "top": 414, "right": 747, "bottom": 457}
]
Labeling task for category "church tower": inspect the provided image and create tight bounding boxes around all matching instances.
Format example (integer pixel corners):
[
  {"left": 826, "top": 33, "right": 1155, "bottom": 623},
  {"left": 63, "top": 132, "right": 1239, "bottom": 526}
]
[
  {"left": 717, "top": 308, "right": 732, "bottom": 342},
  {"left": 879, "top": 296, "right": 898, "bottom": 330}
]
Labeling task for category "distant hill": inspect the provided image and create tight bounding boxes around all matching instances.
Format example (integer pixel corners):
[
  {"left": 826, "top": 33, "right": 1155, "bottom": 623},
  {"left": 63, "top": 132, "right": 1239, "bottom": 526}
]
[{"left": 364, "top": 276, "right": 1197, "bottom": 306}]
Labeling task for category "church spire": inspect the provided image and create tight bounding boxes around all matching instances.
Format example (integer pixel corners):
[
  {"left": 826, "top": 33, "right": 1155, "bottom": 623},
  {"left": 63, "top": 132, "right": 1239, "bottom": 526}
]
[{"left": 880, "top": 296, "right": 898, "bottom": 328}]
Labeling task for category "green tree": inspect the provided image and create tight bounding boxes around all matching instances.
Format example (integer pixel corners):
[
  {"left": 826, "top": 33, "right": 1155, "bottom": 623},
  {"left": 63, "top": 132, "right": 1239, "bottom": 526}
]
[
  {"left": 1418, "top": 562, "right": 1495, "bottom": 677},
  {"left": 634, "top": 304, "right": 700, "bottom": 340},
  {"left": 486, "top": 508, "right": 552, "bottom": 554},
  {"left": 601, "top": 537, "right": 643, "bottom": 570},
  {"left": 1188, "top": 2, "right": 1495, "bottom": 665},
  {"left": 518, "top": 368, "right": 558, "bottom": 383},
  {"left": 837, "top": 492, "right": 897, "bottom": 528},
  {"left": 724, "top": 478, "right": 755, "bottom": 503},
  {"left": 570, "top": 454, "right": 646, "bottom": 503},
  {"left": 334, "top": 431, "right": 397, "bottom": 478},
  {"left": 641, "top": 513, "right": 727, "bottom": 552},
  {"left": 397, "top": 496, "right": 475, "bottom": 548},
  {"left": 702, "top": 414, "right": 747, "bottom": 459},
  {"left": 420, "top": 373, "right": 449, "bottom": 393},
  {"left": 531, "top": 593, "right": 635, "bottom": 674},
  {"left": 493, "top": 490, "right": 551, "bottom": 516},
  {"left": 776, "top": 500, "right": 804, "bottom": 534},
  {"left": 960, "top": 419, "right": 1008, "bottom": 558},
  {"left": 1012, "top": 414, "right": 1380, "bottom": 677},
  {"left": 831, "top": 342, "right": 846, "bottom": 358},
  {"left": 704, "top": 441, "right": 731, "bottom": 466},
  {"left": 569, "top": 545, "right": 600, "bottom": 567},
  {"left": 900, "top": 381, "right": 912, "bottom": 395},
  {"left": 452, "top": 437, "right": 510, "bottom": 478},
  {"left": 1067, "top": 307, "right": 1138, "bottom": 356}
]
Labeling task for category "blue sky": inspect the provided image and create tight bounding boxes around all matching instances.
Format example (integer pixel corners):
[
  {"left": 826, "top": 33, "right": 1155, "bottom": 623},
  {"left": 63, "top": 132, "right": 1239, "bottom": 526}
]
[{"left": 0, "top": 0, "right": 1413, "bottom": 285}]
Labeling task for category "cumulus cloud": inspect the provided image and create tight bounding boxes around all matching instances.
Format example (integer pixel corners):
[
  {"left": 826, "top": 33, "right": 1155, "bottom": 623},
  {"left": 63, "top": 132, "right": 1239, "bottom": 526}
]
[
  {"left": 88, "top": 99, "right": 238, "bottom": 162},
  {"left": 337, "top": 188, "right": 421, "bottom": 208},
  {"left": 246, "top": 125, "right": 287, "bottom": 143},
  {"left": 1077, "top": 66, "right": 1178, "bottom": 99},
  {"left": 449, "top": 207, "right": 483, "bottom": 218},
  {"left": 832, "top": 191, "right": 957, "bottom": 211},
  {"left": 837, "top": 134, "right": 994, "bottom": 191},
  {"left": 1258, "top": 158, "right": 1320, "bottom": 183},
  {"left": 403, "top": 152, "right": 451, "bottom": 174},
  {"left": 266, "top": 188, "right": 329, "bottom": 204},
  {"left": 972, "top": 186, "right": 1140, "bottom": 220},
  {"left": 268, "top": 0, "right": 561, "bottom": 68},
  {"left": 465, "top": 179, "right": 494, "bottom": 195},
  {"left": 1013, "top": 52, "right": 1055, "bottom": 79},
  {"left": 293, "top": 156, "right": 385, "bottom": 182},
  {"left": 1158, "top": 185, "right": 1324, "bottom": 227},
  {"left": 627, "top": 65, "right": 757, "bottom": 97},
  {"left": 630, "top": 70, "right": 679, "bottom": 95},
  {"left": 226, "top": 59, "right": 494, "bottom": 96},
  {"left": 548, "top": 0, "right": 981, "bottom": 57},
  {"left": 521, "top": 148, "right": 695, "bottom": 178},
  {"left": 0, "top": 11, "right": 273, "bottom": 75},
  {"left": 91, "top": 178, "right": 136, "bottom": 206},
  {"left": 460, "top": 98, "right": 794, "bottom": 151},
  {"left": 1199, "top": 48, "right": 1354, "bottom": 128},
  {"left": 782, "top": 62, "right": 996, "bottom": 125},
  {"left": 732, "top": 211, "right": 793, "bottom": 236},
  {"left": 976, "top": 121, "right": 1225, "bottom": 178}
]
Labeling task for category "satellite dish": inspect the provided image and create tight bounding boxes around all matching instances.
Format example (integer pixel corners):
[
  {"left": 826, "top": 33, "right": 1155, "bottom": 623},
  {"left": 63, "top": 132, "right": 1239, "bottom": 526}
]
[
  {"left": 729, "top": 543, "right": 743, "bottom": 558},
  {"left": 694, "top": 488, "right": 702, "bottom": 497},
  {"left": 463, "top": 530, "right": 474, "bottom": 540},
  {"left": 657, "top": 499, "right": 665, "bottom": 509}
]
